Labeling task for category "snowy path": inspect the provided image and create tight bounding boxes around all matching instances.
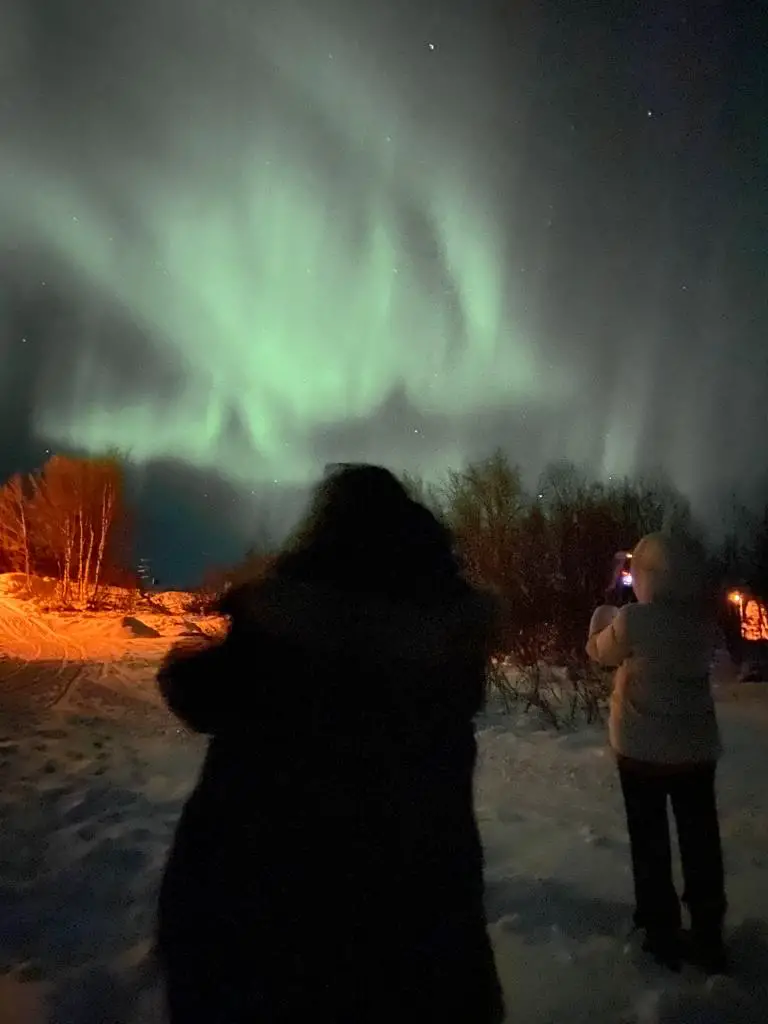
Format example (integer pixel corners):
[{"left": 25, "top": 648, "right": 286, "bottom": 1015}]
[
  {"left": 0, "top": 650, "right": 167, "bottom": 719},
  {"left": 0, "top": 598, "right": 178, "bottom": 716},
  {"left": 0, "top": 599, "right": 109, "bottom": 713},
  {"left": 0, "top": 600, "right": 87, "bottom": 709},
  {"left": 0, "top": 691, "right": 767, "bottom": 1022},
  {"left": 0, "top": 599, "right": 89, "bottom": 664}
]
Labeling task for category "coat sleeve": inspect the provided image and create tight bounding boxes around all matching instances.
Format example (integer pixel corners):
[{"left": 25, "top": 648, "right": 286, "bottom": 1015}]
[
  {"left": 587, "top": 604, "right": 618, "bottom": 638},
  {"left": 157, "top": 632, "right": 240, "bottom": 734},
  {"left": 585, "top": 605, "right": 631, "bottom": 667}
]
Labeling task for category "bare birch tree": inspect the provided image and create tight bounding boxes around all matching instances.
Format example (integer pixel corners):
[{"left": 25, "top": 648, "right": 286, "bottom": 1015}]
[
  {"left": 0, "top": 474, "right": 32, "bottom": 584},
  {"left": 29, "top": 454, "right": 128, "bottom": 604}
]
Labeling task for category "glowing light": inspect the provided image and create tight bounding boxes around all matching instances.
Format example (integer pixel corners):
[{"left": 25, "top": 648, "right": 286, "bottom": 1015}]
[
  {"left": 1, "top": 9, "right": 561, "bottom": 490},
  {"left": 728, "top": 590, "right": 743, "bottom": 605}
]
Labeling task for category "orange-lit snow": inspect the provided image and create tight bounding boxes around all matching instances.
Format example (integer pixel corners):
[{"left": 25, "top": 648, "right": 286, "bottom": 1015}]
[
  {"left": 0, "top": 575, "right": 224, "bottom": 719},
  {"left": 0, "top": 574, "right": 223, "bottom": 659}
]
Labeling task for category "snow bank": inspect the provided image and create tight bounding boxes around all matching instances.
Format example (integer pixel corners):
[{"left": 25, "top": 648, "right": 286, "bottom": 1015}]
[
  {"left": 149, "top": 592, "right": 196, "bottom": 617},
  {"left": 0, "top": 574, "right": 60, "bottom": 602}
]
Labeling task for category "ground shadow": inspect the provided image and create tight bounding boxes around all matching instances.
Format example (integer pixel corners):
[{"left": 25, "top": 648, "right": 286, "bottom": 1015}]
[
  {"left": 0, "top": 659, "right": 83, "bottom": 712},
  {"left": 485, "top": 875, "right": 630, "bottom": 943}
]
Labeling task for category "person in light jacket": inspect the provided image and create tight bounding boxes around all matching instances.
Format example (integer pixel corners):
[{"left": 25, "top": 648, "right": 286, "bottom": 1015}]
[{"left": 586, "top": 532, "right": 728, "bottom": 975}]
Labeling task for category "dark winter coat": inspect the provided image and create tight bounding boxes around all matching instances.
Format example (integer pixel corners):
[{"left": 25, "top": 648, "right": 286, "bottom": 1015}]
[{"left": 156, "top": 571, "right": 504, "bottom": 1023}]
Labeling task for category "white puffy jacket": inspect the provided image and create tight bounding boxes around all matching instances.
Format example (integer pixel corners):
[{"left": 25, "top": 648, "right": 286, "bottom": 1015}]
[{"left": 586, "top": 533, "right": 723, "bottom": 765}]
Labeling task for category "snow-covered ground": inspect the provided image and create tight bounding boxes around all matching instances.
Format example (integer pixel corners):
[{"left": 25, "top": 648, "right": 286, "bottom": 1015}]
[
  {"left": 0, "top": 577, "right": 222, "bottom": 722},
  {"left": 1, "top": 586, "right": 767, "bottom": 1023}
]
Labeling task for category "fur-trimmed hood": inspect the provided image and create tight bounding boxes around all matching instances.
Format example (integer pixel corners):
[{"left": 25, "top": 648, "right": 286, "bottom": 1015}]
[{"left": 219, "top": 575, "right": 501, "bottom": 666}]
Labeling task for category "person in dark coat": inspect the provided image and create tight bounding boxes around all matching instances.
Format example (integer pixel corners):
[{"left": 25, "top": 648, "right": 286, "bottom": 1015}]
[{"left": 155, "top": 463, "right": 505, "bottom": 1023}]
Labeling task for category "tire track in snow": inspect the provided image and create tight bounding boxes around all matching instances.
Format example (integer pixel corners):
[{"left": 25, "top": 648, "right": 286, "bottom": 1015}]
[{"left": 0, "top": 598, "right": 91, "bottom": 709}]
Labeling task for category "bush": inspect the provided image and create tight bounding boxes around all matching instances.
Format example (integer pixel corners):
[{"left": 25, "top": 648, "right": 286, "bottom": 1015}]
[
  {"left": 485, "top": 657, "right": 612, "bottom": 729},
  {"left": 403, "top": 453, "right": 707, "bottom": 729},
  {"left": 405, "top": 453, "right": 702, "bottom": 722}
]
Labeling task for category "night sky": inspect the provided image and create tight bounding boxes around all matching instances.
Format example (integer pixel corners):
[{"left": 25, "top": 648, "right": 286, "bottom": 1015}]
[{"left": 1, "top": 0, "right": 766, "bottom": 584}]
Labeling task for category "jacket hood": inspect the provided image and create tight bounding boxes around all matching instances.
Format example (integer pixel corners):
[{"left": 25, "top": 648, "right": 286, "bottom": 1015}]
[
  {"left": 631, "top": 532, "right": 707, "bottom": 604},
  {"left": 220, "top": 575, "right": 501, "bottom": 666}
]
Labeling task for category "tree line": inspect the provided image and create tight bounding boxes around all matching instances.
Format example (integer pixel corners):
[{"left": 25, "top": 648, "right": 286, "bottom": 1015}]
[
  {"left": 404, "top": 452, "right": 708, "bottom": 663},
  {"left": 418, "top": 453, "right": 768, "bottom": 663},
  {"left": 212, "top": 451, "right": 768, "bottom": 665},
  {"left": 0, "top": 453, "right": 132, "bottom": 605},
  {"left": 2, "top": 449, "right": 767, "bottom": 644}
]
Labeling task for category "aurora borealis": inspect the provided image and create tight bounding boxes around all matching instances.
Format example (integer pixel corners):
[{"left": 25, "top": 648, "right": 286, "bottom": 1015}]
[
  {"left": 1, "top": 2, "right": 555, "bottom": 485},
  {"left": 1, "top": 0, "right": 767, "bottom": 577}
]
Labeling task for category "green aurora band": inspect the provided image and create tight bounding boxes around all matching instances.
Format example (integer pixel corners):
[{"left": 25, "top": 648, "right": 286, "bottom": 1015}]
[{"left": 2, "top": 9, "right": 565, "bottom": 489}]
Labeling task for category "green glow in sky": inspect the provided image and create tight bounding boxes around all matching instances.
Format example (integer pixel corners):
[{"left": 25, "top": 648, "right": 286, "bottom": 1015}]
[{"left": 4, "top": 13, "right": 560, "bottom": 488}]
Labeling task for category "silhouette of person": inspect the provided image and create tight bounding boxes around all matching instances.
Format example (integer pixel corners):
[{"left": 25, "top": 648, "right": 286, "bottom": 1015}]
[
  {"left": 155, "top": 463, "right": 505, "bottom": 1023},
  {"left": 587, "top": 532, "right": 728, "bottom": 975}
]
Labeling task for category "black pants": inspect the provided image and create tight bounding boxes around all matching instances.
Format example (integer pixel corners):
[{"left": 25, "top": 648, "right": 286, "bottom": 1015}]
[{"left": 618, "top": 762, "right": 726, "bottom": 939}]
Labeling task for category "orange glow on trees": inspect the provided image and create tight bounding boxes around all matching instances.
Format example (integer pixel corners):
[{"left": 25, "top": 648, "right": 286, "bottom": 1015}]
[
  {"left": 29, "top": 454, "right": 129, "bottom": 604},
  {"left": 0, "top": 454, "right": 131, "bottom": 604},
  {"left": 0, "top": 475, "right": 32, "bottom": 582},
  {"left": 728, "top": 590, "right": 768, "bottom": 641},
  {"left": 741, "top": 598, "right": 768, "bottom": 642}
]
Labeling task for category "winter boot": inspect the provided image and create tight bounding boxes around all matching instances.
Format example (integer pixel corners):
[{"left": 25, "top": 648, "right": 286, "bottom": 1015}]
[
  {"left": 684, "top": 924, "right": 729, "bottom": 976},
  {"left": 642, "top": 929, "right": 682, "bottom": 972},
  {"left": 684, "top": 902, "right": 729, "bottom": 976}
]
